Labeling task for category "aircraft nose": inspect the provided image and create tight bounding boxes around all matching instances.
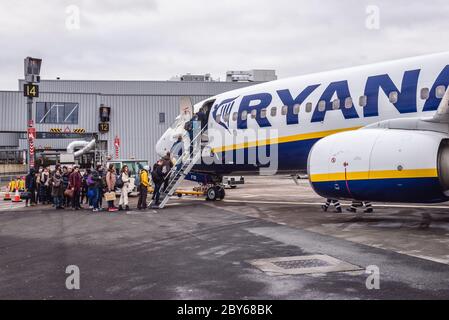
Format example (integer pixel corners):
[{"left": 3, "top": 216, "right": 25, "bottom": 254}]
[
  {"left": 155, "top": 136, "right": 167, "bottom": 158},
  {"left": 156, "top": 128, "right": 174, "bottom": 158}
]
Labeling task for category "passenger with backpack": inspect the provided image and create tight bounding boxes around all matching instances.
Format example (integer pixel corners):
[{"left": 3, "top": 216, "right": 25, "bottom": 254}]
[
  {"left": 137, "top": 165, "right": 150, "bottom": 210},
  {"left": 151, "top": 160, "right": 164, "bottom": 207},
  {"left": 97, "top": 164, "right": 106, "bottom": 210},
  {"left": 161, "top": 152, "right": 174, "bottom": 193},
  {"left": 86, "top": 168, "right": 102, "bottom": 212}
]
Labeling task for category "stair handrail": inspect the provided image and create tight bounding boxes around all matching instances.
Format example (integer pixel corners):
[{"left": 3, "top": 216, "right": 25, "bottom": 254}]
[{"left": 162, "top": 125, "right": 207, "bottom": 182}]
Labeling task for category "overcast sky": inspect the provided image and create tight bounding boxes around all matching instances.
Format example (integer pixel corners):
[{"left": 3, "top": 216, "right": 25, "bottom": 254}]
[{"left": 0, "top": 0, "right": 448, "bottom": 90}]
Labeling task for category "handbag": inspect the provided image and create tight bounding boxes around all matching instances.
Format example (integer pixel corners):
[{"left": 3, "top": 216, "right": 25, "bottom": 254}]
[
  {"left": 184, "top": 120, "right": 193, "bottom": 131},
  {"left": 64, "top": 188, "right": 74, "bottom": 198},
  {"left": 20, "top": 191, "right": 31, "bottom": 200},
  {"left": 104, "top": 191, "right": 116, "bottom": 201},
  {"left": 116, "top": 175, "right": 124, "bottom": 188}
]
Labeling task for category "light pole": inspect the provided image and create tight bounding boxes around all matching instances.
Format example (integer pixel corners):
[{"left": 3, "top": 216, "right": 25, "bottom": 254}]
[{"left": 23, "top": 57, "right": 42, "bottom": 170}]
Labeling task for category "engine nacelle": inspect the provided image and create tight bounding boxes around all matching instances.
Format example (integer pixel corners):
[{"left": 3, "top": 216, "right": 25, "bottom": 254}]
[{"left": 308, "top": 128, "right": 449, "bottom": 203}]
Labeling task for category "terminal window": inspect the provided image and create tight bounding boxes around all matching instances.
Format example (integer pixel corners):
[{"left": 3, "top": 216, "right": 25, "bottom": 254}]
[{"left": 36, "top": 102, "right": 79, "bottom": 124}]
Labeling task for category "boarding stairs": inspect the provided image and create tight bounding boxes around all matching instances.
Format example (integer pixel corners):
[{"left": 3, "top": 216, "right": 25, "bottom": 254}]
[{"left": 150, "top": 127, "right": 206, "bottom": 209}]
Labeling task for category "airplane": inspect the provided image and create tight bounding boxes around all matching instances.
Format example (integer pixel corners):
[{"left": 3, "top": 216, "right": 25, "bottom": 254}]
[{"left": 155, "top": 52, "right": 449, "bottom": 205}]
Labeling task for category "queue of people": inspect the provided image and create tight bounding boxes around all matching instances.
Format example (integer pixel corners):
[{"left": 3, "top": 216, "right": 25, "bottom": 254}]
[
  {"left": 15, "top": 152, "right": 176, "bottom": 212},
  {"left": 20, "top": 164, "right": 128, "bottom": 212}
]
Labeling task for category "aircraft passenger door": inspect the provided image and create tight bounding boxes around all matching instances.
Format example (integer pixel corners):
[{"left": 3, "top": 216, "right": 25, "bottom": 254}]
[
  {"left": 202, "top": 100, "right": 215, "bottom": 133},
  {"left": 179, "top": 96, "right": 193, "bottom": 121}
]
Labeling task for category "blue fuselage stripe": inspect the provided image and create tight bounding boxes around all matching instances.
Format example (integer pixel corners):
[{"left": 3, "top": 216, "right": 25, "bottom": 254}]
[
  {"left": 311, "top": 177, "right": 448, "bottom": 203},
  {"left": 193, "top": 137, "right": 318, "bottom": 175}
]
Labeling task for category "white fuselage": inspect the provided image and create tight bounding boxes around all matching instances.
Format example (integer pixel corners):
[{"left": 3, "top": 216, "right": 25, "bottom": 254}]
[{"left": 158, "top": 52, "right": 449, "bottom": 175}]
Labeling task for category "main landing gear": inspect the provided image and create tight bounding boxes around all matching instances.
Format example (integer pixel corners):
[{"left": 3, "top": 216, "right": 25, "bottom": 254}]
[
  {"left": 206, "top": 185, "right": 226, "bottom": 201},
  {"left": 188, "top": 172, "right": 226, "bottom": 201}
]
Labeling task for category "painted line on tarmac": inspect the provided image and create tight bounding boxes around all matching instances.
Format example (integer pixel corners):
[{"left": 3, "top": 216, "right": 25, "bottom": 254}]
[
  {"left": 184, "top": 198, "right": 449, "bottom": 210},
  {"left": 0, "top": 202, "right": 24, "bottom": 212},
  {"left": 226, "top": 200, "right": 449, "bottom": 209}
]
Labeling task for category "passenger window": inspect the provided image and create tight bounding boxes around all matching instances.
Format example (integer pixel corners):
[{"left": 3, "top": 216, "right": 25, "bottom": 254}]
[
  {"left": 232, "top": 112, "right": 238, "bottom": 121},
  {"left": 260, "top": 109, "right": 267, "bottom": 119},
  {"left": 224, "top": 113, "right": 230, "bottom": 122},
  {"left": 359, "top": 95, "right": 367, "bottom": 107},
  {"left": 318, "top": 101, "right": 326, "bottom": 112},
  {"left": 270, "top": 107, "right": 277, "bottom": 117},
  {"left": 389, "top": 91, "right": 398, "bottom": 103},
  {"left": 332, "top": 99, "right": 340, "bottom": 110},
  {"left": 241, "top": 111, "right": 248, "bottom": 121},
  {"left": 420, "top": 88, "right": 430, "bottom": 100},
  {"left": 293, "top": 104, "right": 300, "bottom": 115},
  {"left": 281, "top": 105, "right": 288, "bottom": 115},
  {"left": 436, "top": 85, "right": 446, "bottom": 99},
  {"left": 215, "top": 115, "right": 221, "bottom": 123},
  {"left": 306, "top": 102, "right": 313, "bottom": 113},
  {"left": 344, "top": 97, "right": 353, "bottom": 109},
  {"left": 251, "top": 109, "right": 257, "bottom": 119}
]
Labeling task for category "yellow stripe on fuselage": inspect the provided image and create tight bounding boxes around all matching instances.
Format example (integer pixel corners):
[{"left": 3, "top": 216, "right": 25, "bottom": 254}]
[
  {"left": 212, "top": 126, "right": 362, "bottom": 153},
  {"left": 310, "top": 168, "right": 438, "bottom": 183}
]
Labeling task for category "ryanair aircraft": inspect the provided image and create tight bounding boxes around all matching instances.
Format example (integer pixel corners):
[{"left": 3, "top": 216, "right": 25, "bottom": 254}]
[{"left": 156, "top": 52, "right": 449, "bottom": 204}]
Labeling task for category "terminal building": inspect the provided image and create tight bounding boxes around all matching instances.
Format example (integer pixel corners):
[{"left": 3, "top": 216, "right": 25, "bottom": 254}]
[{"left": 0, "top": 71, "right": 276, "bottom": 175}]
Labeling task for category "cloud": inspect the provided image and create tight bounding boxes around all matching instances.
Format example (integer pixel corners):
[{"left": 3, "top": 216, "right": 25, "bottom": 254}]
[{"left": 0, "top": 0, "right": 449, "bottom": 90}]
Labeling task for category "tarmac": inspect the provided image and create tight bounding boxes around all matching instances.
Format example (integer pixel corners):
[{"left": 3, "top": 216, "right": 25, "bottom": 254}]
[{"left": 1, "top": 176, "right": 449, "bottom": 299}]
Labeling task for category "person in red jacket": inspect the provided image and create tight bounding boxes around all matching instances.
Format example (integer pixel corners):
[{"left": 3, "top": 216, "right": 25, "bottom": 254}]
[{"left": 69, "top": 166, "right": 82, "bottom": 210}]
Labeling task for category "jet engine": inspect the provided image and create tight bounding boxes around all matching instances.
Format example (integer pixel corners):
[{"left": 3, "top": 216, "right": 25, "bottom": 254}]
[{"left": 307, "top": 128, "right": 449, "bottom": 203}]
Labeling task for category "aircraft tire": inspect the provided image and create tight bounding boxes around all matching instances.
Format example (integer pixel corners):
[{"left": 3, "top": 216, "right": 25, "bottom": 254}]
[
  {"left": 206, "top": 187, "right": 217, "bottom": 201},
  {"left": 216, "top": 186, "right": 225, "bottom": 200}
]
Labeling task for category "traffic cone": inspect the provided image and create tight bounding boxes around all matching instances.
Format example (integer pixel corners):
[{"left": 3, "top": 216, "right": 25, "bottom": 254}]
[
  {"left": 12, "top": 189, "right": 22, "bottom": 203},
  {"left": 3, "top": 190, "right": 11, "bottom": 201}
]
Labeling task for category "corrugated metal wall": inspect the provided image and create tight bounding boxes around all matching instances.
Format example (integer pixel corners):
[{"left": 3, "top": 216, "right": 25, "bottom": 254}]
[
  {"left": 0, "top": 133, "right": 19, "bottom": 147},
  {"left": 18, "top": 79, "right": 260, "bottom": 95},
  {"left": 98, "top": 94, "right": 209, "bottom": 162},
  {"left": 0, "top": 91, "right": 98, "bottom": 132},
  {"left": 0, "top": 91, "right": 209, "bottom": 162},
  {"left": 3, "top": 79, "right": 259, "bottom": 163},
  {"left": 0, "top": 91, "right": 26, "bottom": 131}
]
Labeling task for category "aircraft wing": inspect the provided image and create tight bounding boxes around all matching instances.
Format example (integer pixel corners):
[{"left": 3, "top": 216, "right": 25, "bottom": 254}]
[{"left": 425, "top": 87, "right": 449, "bottom": 123}]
